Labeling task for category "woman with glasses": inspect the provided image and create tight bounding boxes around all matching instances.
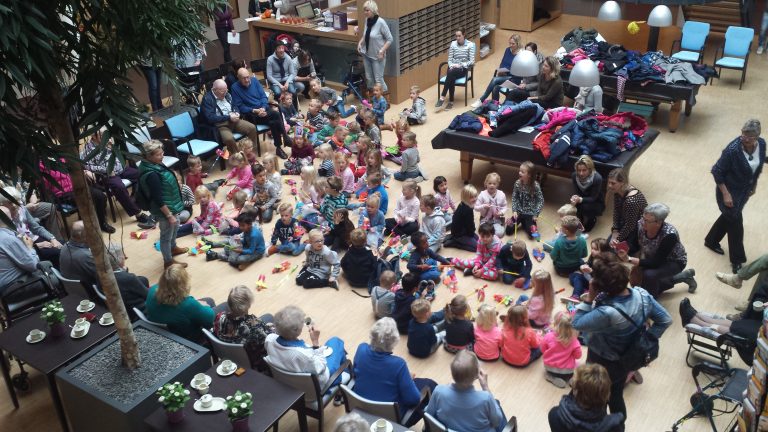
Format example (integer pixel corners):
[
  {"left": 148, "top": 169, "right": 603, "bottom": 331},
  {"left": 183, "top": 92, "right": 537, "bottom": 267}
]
[{"left": 705, "top": 119, "right": 766, "bottom": 274}]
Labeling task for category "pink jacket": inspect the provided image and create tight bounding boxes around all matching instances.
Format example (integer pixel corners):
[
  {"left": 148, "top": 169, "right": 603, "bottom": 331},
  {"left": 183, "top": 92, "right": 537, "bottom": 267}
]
[
  {"left": 227, "top": 165, "right": 253, "bottom": 189},
  {"left": 196, "top": 200, "right": 222, "bottom": 229},
  {"left": 474, "top": 190, "right": 506, "bottom": 224},
  {"left": 394, "top": 195, "right": 420, "bottom": 224},
  {"left": 538, "top": 107, "right": 579, "bottom": 131},
  {"left": 541, "top": 331, "right": 582, "bottom": 372},
  {"left": 474, "top": 325, "right": 502, "bottom": 360},
  {"left": 527, "top": 295, "right": 552, "bottom": 328},
  {"left": 339, "top": 167, "right": 355, "bottom": 194},
  {"left": 473, "top": 236, "right": 502, "bottom": 269},
  {"left": 39, "top": 162, "right": 73, "bottom": 197},
  {"left": 435, "top": 191, "right": 456, "bottom": 213}
]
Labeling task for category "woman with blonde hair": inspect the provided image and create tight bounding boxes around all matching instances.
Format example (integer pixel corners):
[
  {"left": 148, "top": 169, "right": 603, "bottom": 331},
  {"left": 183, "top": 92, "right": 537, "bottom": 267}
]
[
  {"left": 570, "top": 155, "right": 605, "bottom": 232},
  {"left": 357, "top": 0, "right": 393, "bottom": 93},
  {"left": 529, "top": 56, "right": 563, "bottom": 109},
  {"left": 473, "top": 34, "right": 523, "bottom": 108},
  {"left": 213, "top": 285, "right": 275, "bottom": 371}
]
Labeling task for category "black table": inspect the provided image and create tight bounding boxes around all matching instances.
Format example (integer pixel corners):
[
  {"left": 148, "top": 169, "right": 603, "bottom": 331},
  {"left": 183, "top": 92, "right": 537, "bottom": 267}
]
[
  {"left": 431, "top": 127, "right": 659, "bottom": 185},
  {"left": 561, "top": 69, "right": 701, "bottom": 132},
  {"left": 0, "top": 295, "right": 116, "bottom": 432},
  {"left": 144, "top": 362, "right": 307, "bottom": 432},
  {"left": 352, "top": 409, "right": 411, "bottom": 432}
]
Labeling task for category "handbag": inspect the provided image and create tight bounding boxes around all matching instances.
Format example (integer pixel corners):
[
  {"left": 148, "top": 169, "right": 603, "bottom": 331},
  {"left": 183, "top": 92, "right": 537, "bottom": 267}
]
[{"left": 604, "top": 296, "right": 659, "bottom": 370}]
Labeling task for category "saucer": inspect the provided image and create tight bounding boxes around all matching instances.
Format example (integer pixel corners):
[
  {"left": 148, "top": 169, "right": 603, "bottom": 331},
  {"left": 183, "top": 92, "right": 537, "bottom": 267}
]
[
  {"left": 98, "top": 317, "right": 114, "bottom": 326},
  {"left": 190, "top": 375, "right": 212, "bottom": 388},
  {"left": 216, "top": 363, "right": 237, "bottom": 376},
  {"left": 323, "top": 346, "right": 333, "bottom": 357},
  {"left": 70, "top": 322, "right": 91, "bottom": 339},
  {"left": 369, "top": 420, "right": 393, "bottom": 432},
  {"left": 26, "top": 332, "right": 46, "bottom": 344},
  {"left": 193, "top": 397, "right": 226, "bottom": 412},
  {"left": 76, "top": 302, "right": 96, "bottom": 313}
]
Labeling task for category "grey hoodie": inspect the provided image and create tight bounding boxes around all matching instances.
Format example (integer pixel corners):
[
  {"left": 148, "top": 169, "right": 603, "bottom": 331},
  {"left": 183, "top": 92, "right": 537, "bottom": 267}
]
[
  {"left": 421, "top": 208, "right": 446, "bottom": 247},
  {"left": 303, "top": 244, "right": 340, "bottom": 279},
  {"left": 406, "top": 97, "right": 427, "bottom": 124}
]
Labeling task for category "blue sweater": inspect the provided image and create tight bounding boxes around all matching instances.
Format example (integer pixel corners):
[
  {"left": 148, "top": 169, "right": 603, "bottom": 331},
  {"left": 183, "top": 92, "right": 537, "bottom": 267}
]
[
  {"left": 359, "top": 185, "right": 389, "bottom": 214},
  {"left": 408, "top": 320, "right": 437, "bottom": 358},
  {"left": 352, "top": 343, "right": 421, "bottom": 409},
  {"left": 271, "top": 218, "right": 298, "bottom": 245},
  {"left": 242, "top": 226, "right": 266, "bottom": 256},
  {"left": 230, "top": 77, "right": 270, "bottom": 113},
  {"left": 499, "top": 47, "right": 517, "bottom": 70}
]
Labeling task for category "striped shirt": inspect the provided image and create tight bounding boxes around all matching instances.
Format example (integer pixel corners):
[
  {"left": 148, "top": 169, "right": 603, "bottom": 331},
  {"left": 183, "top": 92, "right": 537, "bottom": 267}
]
[{"left": 448, "top": 40, "right": 476, "bottom": 68}]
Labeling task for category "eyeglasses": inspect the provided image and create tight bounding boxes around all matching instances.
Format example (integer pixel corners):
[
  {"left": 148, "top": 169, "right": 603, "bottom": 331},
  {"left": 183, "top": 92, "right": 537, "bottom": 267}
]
[
  {"left": 641, "top": 217, "right": 658, "bottom": 225},
  {"left": 741, "top": 135, "right": 758, "bottom": 144}
]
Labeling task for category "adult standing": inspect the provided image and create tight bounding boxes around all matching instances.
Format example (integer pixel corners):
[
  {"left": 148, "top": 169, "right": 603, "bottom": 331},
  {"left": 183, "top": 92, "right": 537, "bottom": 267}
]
[
  {"left": 231, "top": 67, "right": 289, "bottom": 159},
  {"left": 357, "top": 1, "right": 393, "bottom": 94},
  {"left": 352, "top": 317, "right": 437, "bottom": 427},
  {"left": 266, "top": 42, "right": 297, "bottom": 99},
  {"left": 528, "top": 56, "right": 563, "bottom": 109},
  {"left": 570, "top": 155, "right": 604, "bottom": 232},
  {"left": 200, "top": 79, "right": 261, "bottom": 154},
  {"left": 705, "top": 119, "right": 765, "bottom": 273},
  {"left": 606, "top": 168, "right": 647, "bottom": 255},
  {"left": 213, "top": 4, "right": 236, "bottom": 63},
  {"left": 139, "top": 56, "right": 163, "bottom": 112},
  {"left": 572, "top": 254, "right": 671, "bottom": 419},
  {"left": 618, "top": 203, "right": 697, "bottom": 297},
  {"left": 436, "top": 28, "right": 476, "bottom": 112},
  {"left": 138, "top": 140, "right": 188, "bottom": 269},
  {"left": 472, "top": 34, "right": 522, "bottom": 108}
]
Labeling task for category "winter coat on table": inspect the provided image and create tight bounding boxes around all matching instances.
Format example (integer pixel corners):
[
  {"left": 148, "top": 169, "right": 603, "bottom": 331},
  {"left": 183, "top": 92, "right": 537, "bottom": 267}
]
[
  {"left": 448, "top": 114, "right": 483, "bottom": 133},
  {"left": 538, "top": 107, "right": 580, "bottom": 131},
  {"left": 712, "top": 136, "right": 766, "bottom": 214}
]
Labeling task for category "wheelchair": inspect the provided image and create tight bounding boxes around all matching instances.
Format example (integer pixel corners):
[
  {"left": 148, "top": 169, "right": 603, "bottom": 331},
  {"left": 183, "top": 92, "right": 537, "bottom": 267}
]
[{"left": 684, "top": 320, "right": 756, "bottom": 369}]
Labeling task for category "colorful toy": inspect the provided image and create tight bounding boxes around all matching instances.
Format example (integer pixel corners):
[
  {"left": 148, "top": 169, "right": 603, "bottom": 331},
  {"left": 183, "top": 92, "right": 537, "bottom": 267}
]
[
  {"left": 255, "top": 275, "right": 267, "bottom": 291},
  {"left": 131, "top": 231, "right": 148, "bottom": 239},
  {"left": 443, "top": 268, "right": 458, "bottom": 292},
  {"left": 475, "top": 285, "right": 487, "bottom": 302},
  {"left": 272, "top": 261, "right": 292, "bottom": 273},
  {"left": 530, "top": 224, "right": 540, "bottom": 241},
  {"left": 188, "top": 247, "right": 200, "bottom": 256},
  {"left": 284, "top": 179, "right": 297, "bottom": 186},
  {"left": 154, "top": 241, "right": 160, "bottom": 251},
  {"left": 275, "top": 265, "right": 299, "bottom": 289},
  {"left": 493, "top": 294, "right": 514, "bottom": 307},
  {"left": 555, "top": 287, "right": 566, "bottom": 294},
  {"left": 532, "top": 247, "right": 546, "bottom": 262},
  {"left": 361, "top": 216, "right": 370, "bottom": 232}
]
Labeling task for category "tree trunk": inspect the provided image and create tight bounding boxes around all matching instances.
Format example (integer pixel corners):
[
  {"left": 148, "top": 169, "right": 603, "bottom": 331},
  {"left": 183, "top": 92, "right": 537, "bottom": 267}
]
[{"left": 43, "top": 89, "right": 141, "bottom": 370}]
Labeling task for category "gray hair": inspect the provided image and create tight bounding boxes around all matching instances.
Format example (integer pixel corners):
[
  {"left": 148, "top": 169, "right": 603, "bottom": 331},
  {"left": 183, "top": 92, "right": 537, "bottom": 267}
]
[
  {"left": 369, "top": 317, "right": 399, "bottom": 352},
  {"left": 71, "top": 220, "right": 86, "bottom": 242},
  {"left": 363, "top": 0, "right": 379, "bottom": 15},
  {"left": 334, "top": 412, "right": 369, "bottom": 432},
  {"left": 142, "top": 139, "right": 164, "bottom": 156},
  {"left": 106, "top": 241, "right": 125, "bottom": 269},
  {"left": 742, "top": 119, "right": 761, "bottom": 137},
  {"left": 274, "top": 305, "right": 305, "bottom": 340},
  {"left": 0, "top": 186, "right": 22, "bottom": 206},
  {"left": 644, "top": 202, "right": 670, "bottom": 223},
  {"left": 451, "top": 350, "right": 479, "bottom": 388},
  {"left": 227, "top": 285, "right": 254, "bottom": 317}
]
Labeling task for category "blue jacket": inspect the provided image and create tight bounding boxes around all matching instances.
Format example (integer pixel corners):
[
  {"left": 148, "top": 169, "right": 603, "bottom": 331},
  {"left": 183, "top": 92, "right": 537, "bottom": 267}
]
[
  {"left": 407, "top": 248, "right": 450, "bottom": 274},
  {"left": 352, "top": 342, "right": 421, "bottom": 411},
  {"left": 241, "top": 226, "right": 266, "bottom": 256},
  {"left": 711, "top": 136, "right": 766, "bottom": 214},
  {"left": 199, "top": 91, "right": 235, "bottom": 126},
  {"left": 230, "top": 77, "right": 270, "bottom": 113},
  {"left": 572, "top": 287, "right": 671, "bottom": 361}
]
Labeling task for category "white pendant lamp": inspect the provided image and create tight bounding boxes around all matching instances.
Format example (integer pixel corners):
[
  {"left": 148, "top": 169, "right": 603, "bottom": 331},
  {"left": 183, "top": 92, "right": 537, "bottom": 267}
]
[
  {"left": 597, "top": 1, "right": 621, "bottom": 21},
  {"left": 510, "top": 50, "right": 540, "bottom": 77},
  {"left": 647, "top": 5, "right": 673, "bottom": 27},
  {"left": 569, "top": 59, "right": 600, "bottom": 87}
]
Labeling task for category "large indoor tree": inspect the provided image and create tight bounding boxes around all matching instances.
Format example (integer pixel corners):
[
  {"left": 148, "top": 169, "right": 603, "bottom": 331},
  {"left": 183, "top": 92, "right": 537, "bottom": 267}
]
[{"left": 0, "top": 0, "right": 219, "bottom": 369}]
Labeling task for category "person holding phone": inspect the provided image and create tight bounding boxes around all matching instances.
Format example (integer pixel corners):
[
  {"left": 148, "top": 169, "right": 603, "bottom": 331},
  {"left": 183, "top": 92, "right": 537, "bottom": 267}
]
[
  {"left": 617, "top": 203, "right": 696, "bottom": 297},
  {"left": 606, "top": 168, "right": 646, "bottom": 255}
]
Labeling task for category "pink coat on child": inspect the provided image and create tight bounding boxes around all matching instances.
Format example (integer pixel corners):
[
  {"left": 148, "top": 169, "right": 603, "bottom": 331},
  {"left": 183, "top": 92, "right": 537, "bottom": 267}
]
[
  {"left": 540, "top": 331, "right": 582, "bottom": 374},
  {"left": 527, "top": 295, "right": 552, "bottom": 328},
  {"left": 474, "top": 325, "right": 502, "bottom": 361},
  {"left": 226, "top": 165, "right": 253, "bottom": 190}
]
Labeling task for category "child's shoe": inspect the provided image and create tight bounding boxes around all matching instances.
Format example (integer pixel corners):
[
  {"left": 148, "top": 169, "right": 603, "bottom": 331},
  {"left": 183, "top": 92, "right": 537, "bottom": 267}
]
[
  {"left": 463, "top": 268, "right": 473, "bottom": 277},
  {"left": 560, "top": 295, "right": 581, "bottom": 305},
  {"left": 424, "top": 281, "right": 436, "bottom": 302},
  {"left": 205, "top": 250, "right": 218, "bottom": 262},
  {"left": 545, "top": 373, "right": 567, "bottom": 389}
]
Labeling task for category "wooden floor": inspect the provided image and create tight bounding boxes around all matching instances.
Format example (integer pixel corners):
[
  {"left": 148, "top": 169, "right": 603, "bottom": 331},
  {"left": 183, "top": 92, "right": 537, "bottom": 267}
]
[{"left": 3, "top": 14, "right": 767, "bottom": 432}]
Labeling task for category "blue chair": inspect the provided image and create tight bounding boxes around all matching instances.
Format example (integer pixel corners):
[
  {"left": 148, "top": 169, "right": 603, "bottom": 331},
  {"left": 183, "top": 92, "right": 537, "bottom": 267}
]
[
  {"left": 164, "top": 111, "right": 221, "bottom": 157},
  {"left": 712, "top": 26, "right": 754, "bottom": 90},
  {"left": 437, "top": 62, "right": 474, "bottom": 107},
  {"left": 671, "top": 21, "right": 710, "bottom": 64}
]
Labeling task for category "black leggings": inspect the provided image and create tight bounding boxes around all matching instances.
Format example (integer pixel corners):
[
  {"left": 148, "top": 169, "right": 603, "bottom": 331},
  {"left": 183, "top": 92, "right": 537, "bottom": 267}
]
[
  {"left": 441, "top": 67, "right": 467, "bottom": 101},
  {"left": 587, "top": 350, "right": 628, "bottom": 418},
  {"left": 296, "top": 267, "right": 331, "bottom": 289},
  {"left": 384, "top": 218, "right": 419, "bottom": 237}
]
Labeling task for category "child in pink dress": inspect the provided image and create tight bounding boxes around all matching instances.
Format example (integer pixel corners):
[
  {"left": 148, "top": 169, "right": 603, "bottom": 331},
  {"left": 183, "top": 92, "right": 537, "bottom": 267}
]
[
  {"left": 224, "top": 152, "right": 254, "bottom": 199},
  {"left": 474, "top": 304, "right": 502, "bottom": 361},
  {"left": 527, "top": 269, "right": 556, "bottom": 328}
]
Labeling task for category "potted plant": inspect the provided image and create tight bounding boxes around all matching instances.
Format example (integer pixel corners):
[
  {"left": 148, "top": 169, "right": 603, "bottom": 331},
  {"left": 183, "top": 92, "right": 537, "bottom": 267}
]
[
  {"left": 156, "top": 381, "right": 191, "bottom": 424},
  {"left": 225, "top": 390, "right": 253, "bottom": 431},
  {"left": 41, "top": 300, "right": 66, "bottom": 337}
]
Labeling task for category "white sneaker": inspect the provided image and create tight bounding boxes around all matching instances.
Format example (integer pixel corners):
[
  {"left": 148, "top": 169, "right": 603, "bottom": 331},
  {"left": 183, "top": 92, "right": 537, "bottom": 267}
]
[
  {"left": 758, "top": 45, "right": 764, "bottom": 55},
  {"left": 471, "top": 99, "right": 483, "bottom": 108}
]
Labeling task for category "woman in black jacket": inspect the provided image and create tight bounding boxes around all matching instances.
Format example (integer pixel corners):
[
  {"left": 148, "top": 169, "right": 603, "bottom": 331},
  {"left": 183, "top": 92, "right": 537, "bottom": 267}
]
[
  {"left": 570, "top": 155, "right": 604, "bottom": 232},
  {"left": 530, "top": 56, "right": 563, "bottom": 109},
  {"left": 548, "top": 364, "right": 625, "bottom": 432}
]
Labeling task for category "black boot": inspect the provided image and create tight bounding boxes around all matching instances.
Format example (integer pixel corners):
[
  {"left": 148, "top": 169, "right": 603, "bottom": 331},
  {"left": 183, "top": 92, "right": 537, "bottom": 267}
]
[{"left": 671, "top": 269, "right": 697, "bottom": 293}]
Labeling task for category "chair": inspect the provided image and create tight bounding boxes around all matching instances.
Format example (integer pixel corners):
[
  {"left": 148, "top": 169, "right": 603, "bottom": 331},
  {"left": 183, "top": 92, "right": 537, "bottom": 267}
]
[
  {"left": 127, "top": 126, "right": 180, "bottom": 169},
  {"left": 437, "top": 62, "right": 475, "bottom": 106},
  {"left": 670, "top": 362, "right": 748, "bottom": 431},
  {"left": 200, "top": 68, "right": 222, "bottom": 92},
  {"left": 340, "top": 383, "right": 429, "bottom": 427},
  {"left": 684, "top": 322, "right": 755, "bottom": 369},
  {"left": 712, "top": 26, "right": 754, "bottom": 90},
  {"left": 50, "top": 267, "right": 94, "bottom": 301},
  {"left": 201, "top": 328, "right": 251, "bottom": 368},
  {"left": 265, "top": 356, "right": 353, "bottom": 432},
  {"left": 424, "top": 412, "right": 518, "bottom": 432},
  {"left": 133, "top": 306, "right": 168, "bottom": 329},
  {"left": 164, "top": 111, "right": 221, "bottom": 158},
  {"left": 671, "top": 21, "right": 710, "bottom": 64},
  {"left": 250, "top": 59, "right": 268, "bottom": 86}
]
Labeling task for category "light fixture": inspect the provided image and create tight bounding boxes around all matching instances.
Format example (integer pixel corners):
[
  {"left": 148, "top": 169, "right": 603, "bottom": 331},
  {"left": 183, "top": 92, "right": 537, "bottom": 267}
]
[
  {"left": 510, "top": 50, "right": 540, "bottom": 77},
  {"left": 569, "top": 60, "right": 600, "bottom": 87},
  {"left": 597, "top": 1, "right": 621, "bottom": 21},
  {"left": 647, "top": 5, "right": 673, "bottom": 27}
]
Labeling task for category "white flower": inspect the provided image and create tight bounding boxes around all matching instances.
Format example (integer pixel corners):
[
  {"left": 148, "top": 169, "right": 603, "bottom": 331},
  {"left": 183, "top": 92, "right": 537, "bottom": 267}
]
[
  {"left": 245, "top": 392, "right": 252, "bottom": 398},
  {"left": 158, "top": 387, "right": 164, "bottom": 392},
  {"left": 58, "top": 308, "right": 64, "bottom": 312},
  {"left": 173, "top": 392, "right": 179, "bottom": 397},
  {"left": 184, "top": 390, "right": 190, "bottom": 395},
  {"left": 235, "top": 395, "right": 242, "bottom": 402},
  {"left": 158, "top": 396, "right": 165, "bottom": 403},
  {"left": 231, "top": 408, "right": 238, "bottom": 415},
  {"left": 240, "top": 403, "right": 247, "bottom": 409},
  {"left": 226, "top": 396, "right": 232, "bottom": 400},
  {"left": 46, "top": 312, "right": 52, "bottom": 316}
]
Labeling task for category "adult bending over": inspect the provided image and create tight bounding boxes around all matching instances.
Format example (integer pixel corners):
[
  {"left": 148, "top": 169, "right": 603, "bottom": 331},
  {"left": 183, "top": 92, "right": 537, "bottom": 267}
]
[
  {"left": 528, "top": 56, "right": 563, "bottom": 110},
  {"left": 606, "top": 168, "right": 647, "bottom": 255},
  {"left": 435, "top": 28, "right": 475, "bottom": 112},
  {"left": 618, "top": 203, "right": 697, "bottom": 297},
  {"left": 213, "top": 285, "right": 274, "bottom": 371},
  {"left": 705, "top": 119, "right": 765, "bottom": 273},
  {"left": 425, "top": 350, "right": 509, "bottom": 432},
  {"left": 472, "top": 34, "right": 522, "bottom": 108},
  {"left": 570, "top": 155, "right": 604, "bottom": 232},
  {"left": 572, "top": 254, "right": 671, "bottom": 419},
  {"left": 357, "top": 1, "right": 393, "bottom": 93},
  {"left": 352, "top": 317, "right": 437, "bottom": 427},
  {"left": 231, "top": 67, "right": 290, "bottom": 159}
]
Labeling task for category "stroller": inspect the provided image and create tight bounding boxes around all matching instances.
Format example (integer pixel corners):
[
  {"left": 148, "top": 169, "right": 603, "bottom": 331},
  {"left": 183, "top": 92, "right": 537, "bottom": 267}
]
[
  {"left": 341, "top": 52, "right": 366, "bottom": 103},
  {"left": 175, "top": 66, "right": 204, "bottom": 106}
]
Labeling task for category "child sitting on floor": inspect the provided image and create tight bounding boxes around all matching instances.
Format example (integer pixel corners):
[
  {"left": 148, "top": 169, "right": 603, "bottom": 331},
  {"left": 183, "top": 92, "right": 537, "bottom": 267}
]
[
  {"left": 251, "top": 164, "right": 279, "bottom": 224},
  {"left": 474, "top": 304, "right": 502, "bottom": 361},
  {"left": 541, "top": 312, "right": 582, "bottom": 389},
  {"left": 371, "top": 270, "right": 397, "bottom": 319},
  {"left": 527, "top": 269, "right": 555, "bottom": 329},
  {"left": 344, "top": 121, "right": 362, "bottom": 153},
  {"left": 407, "top": 231, "right": 452, "bottom": 288},
  {"left": 324, "top": 208, "right": 354, "bottom": 252},
  {"left": 354, "top": 171, "right": 389, "bottom": 214},
  {"left": 282, "top": 133, "right": 315, "bottom": 175},
  {"left": 501, "top": 305, "right": 541, "bottom": 367},
  {"left": 330, "top": 126, "right": 349, "bottom": 153},
  {"left": 295, "top": 229, "right": 340, "bottom": 289},
  {"left": 497, "top": 240, "right": 533, "bottom": 288},
  {"left": 566, "top": 238, "right": 613, "bottom": 303},
  {"left": 433, "top": 176, "right": 456, "bottom": 225},
  {"left": 314, "top": 111, "right": 340, "bottom": 146},
  {"left": 358, "top": 194, "right": 385, "bottom": 249},
  {"left": 550, "top": 215, "right": 588, "bottom": 277},
  {"left": 401, "top": 85, "right": 427, "bottom": 125},
  {"left": 184, "top": 155, "right": 222, "bottom": 194},
  {"left": 451, "top": 223, "right": 502, "bottom": 281},
  {"left": 408, "top": 298, "right": 446, "bottom": 358},
  {"left": 334, "top": 152, "right": 355, "bottom": 197},
  {"left": 341, "top": 228, "right": 377, "bottom": 288},
  {"left": 239, "top": 137, "right": 259, "bottom": 166},
  {"left": 420, "top": 194, "right": 446, "bottom": 252},
  {"left": 384, "top": 117, "right": 409, "bottom": 164},
  {"left": 306, "top": 98, "right": 327, "bottom": 136},
  {"left": 261, "top": 152, "right": 282, "bottom": 201},
  {"left": 178, "top": 185, "right": 222, "bottom": 237},
  {"left": 394, "top": 131, "right": 425, "bottom": 182},
  {"left": 543, "top": 203, "right": 581, "bottom": 252},
  {"left": 215, "top": 213, "right": 265, "bottom": 270},
  {"left": 475, "top": 172, "right": 507, "bottom": 238},
  {"left": 219, "top": 190, "right": 248, "bottom": 235},
  {"left": 393, "top": 273, "right": 444, "bottom": 334},
  {"left": 318, "top": 176, "right": 348, "bottom": 228},
  {"left": 268, "top": 202, "right": 304, "bottom": 256},
  {"left": 316, "top": 143, "right": 335, "bottom": 178},
  {"left": 444, "top": 184, "right": 478, "bottom": 252},
  {"left": 508, "top": 161, "right": 544, "bottom": 238},
  {"left": 362, "top": 110, "right": 381, "bottom": 148},
  {"left": 385, "top": 179, "right": 420, "bottom": 237},
  {"left": 443, "top": 295, "right": 474, "bottom": 353},
  {"left": 224, "top": 151, "right": 254, "bottom": 199}
]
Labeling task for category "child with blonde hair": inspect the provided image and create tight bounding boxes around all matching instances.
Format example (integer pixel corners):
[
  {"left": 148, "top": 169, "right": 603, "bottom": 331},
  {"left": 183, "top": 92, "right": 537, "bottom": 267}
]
[
  {"left": 501, "top": 305, "right": 541, "bottom": 367},
  {"left": 401, "top": 85, "right": 427, "bottom": 125},
  {"left": 508, "top": 161, "right": 543, "bottom": 238},
  {"left": 527, "top": 269, "right": 555, "bottom": 328},
  {"left": 475, "top": 172, "right": 506, "bottom": 237},
  {"left": 371, "top": 270, "right": 397, "bottom": 318},
  {"left": 333, "top": 152, "right": 355, "bottom": 197},
  {"left": 444, "top": 184, "right": 479, "bottom": 252},
  {"left": 474, "top": 304, "right": 502, "bottom": 361},
  {"left": 362, "top": 110, "right": 381, "bottom": 147},
  {"left": 219, "top": 190, "right": 248, "bottom": 235},
  {"left": 238, "top": 138, "right": 258, "bottom": 166},
  {"left": 358, "top": 194, "right": 385, "bottom": 249},
  {"left": 261, "top": 152, "right": 282, "bottom": 197},
  {"left": 224, "top": 151, "right": 254, "bottom": 199},
  {"left": 543, "top": 203, "right": 583, "bottom": 252},
  {"left": 251, "top": 164, "right": 279, "bottom": 223},
  {"left": 306, "top": 98, "right": 327, "bottom": 132},
  {"left": 354, "top": 171, "right": 389, "bottom": 214},
  {"left": 443, "top": 295, "right": 474, "bottom": 353},
  {"left": 268, "top": 202, "right": 304, "bottom": 256},
  {"left": 541, "top": 312, "right": 582, "bottom": 388},
  {"left": 385, "top": 179, "right": 421, "bottom": 236},
  {"left": 316, "top": 143, "right": 335, "bottom": 177},
  {"left": 178, "top": 185, "right": 222, "bottom": 237},
  {"left": 309, "top": 77, "right": 356, "bottom": 117},
  {"left": 408, "top": 298, "right": 446, "bottom": 358},
  {"left": 370, "top": 83, "right": 388, "bottom": 126},
  {"left": 296, "top": 228, "right": 340, "bottom": 289},
  {"left": 394, "top": 131, "right": 425, "bottom": 182},
  {"left": 550, "top": 215, "right": 588, "bottom": 277}
]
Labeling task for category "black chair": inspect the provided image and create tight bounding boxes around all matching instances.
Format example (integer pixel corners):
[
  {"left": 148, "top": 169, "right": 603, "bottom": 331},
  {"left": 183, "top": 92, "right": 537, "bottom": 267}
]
[
  {"left": 671, "top": 362, "right": 749, "bottom": 431},
  {"left": 200, "top": 68, "right": 222, "bottom": 93},
  {"left": 684, "top": 324, "right": 755, "bottom": 369}
]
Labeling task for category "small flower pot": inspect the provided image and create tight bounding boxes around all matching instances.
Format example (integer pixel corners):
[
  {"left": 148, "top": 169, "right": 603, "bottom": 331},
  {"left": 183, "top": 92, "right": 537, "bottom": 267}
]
[
  {"left": 231, "top": 417, "right": 250, "bottom": 432},
  {"left": 165, "top": 409, "right": 184, "bottom": 424},
  {"left": 49, "top": 322, "right": 67, "bottom": 338}
]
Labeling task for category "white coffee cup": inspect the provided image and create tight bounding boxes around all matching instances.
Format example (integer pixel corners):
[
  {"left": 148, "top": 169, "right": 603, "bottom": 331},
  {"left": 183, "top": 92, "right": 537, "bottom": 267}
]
[
  {"left": 221, "top": 360, "right": 234, "bottom": 372},
  {"left": 29, "top": 329, "right": 43, "bottom": 341},
  {"left": 194, "top": 373, "right": 206, "bottom": 384},
  {"left": 101, "top": 313, "right": 113, "bottom": 324},
  {"left": 375, "top": 418, "right": 387, "bottom": 432},
  {"left": 75, "top": 317, "right": 87, "bottom": 326},
  {"left": 200, "top": 394, "right": 213, "bottom": 408},
  {"left": 79, "top": 300, "right": 91, "bottom": 309},
  {"left": 74, "top": 323, "right": 87, "bottom": 336},
  {"left": 197, "top": 383, "right": 209, "bottom": 395},
  {"left": 754, "top": 301, "right": 765, "bottom": 312}
]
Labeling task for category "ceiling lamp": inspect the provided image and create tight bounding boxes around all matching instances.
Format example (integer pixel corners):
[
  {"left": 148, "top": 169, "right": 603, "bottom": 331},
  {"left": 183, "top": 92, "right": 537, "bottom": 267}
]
[
  {"left": 597, "top": 1, "right": 622, "bottom": 21},
  {"left": 569, "top": 59, "right": 600, "bottom": 87},
  {"left": 647, "top": 5, "right": 673, "bottom": 27},
  {"left": 510, "top": 50, "right": 540, "bottom": 77}
]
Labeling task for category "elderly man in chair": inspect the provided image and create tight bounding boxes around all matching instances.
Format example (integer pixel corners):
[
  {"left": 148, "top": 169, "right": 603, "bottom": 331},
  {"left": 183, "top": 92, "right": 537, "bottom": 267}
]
[
  {"left": 200, "top": 79, "right": 262, "bottom": 155},
  {"left": 0, "top": 207, "right": 52, "bottom": 303}
]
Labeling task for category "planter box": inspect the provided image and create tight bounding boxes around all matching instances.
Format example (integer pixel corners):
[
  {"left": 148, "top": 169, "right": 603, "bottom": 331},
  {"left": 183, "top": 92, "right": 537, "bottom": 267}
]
[{"left": 56, "top": 322, "right": 210, "bottom": 432}]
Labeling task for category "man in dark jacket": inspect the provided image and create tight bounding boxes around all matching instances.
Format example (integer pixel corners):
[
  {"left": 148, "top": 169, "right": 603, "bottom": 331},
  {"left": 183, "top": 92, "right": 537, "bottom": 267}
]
[{"left": 199, "top": 79, "right": 261, "bottom": 154}]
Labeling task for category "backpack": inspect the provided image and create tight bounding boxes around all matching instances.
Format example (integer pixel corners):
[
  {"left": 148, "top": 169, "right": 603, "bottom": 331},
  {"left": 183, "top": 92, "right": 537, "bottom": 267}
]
[
  {"left": 604, "top": 296, "right": 659, "bottom": 370},
  {"left": 136, "top": 170, "right": 155, "bottom": 212},
  {"left": 367, "top": 254, "right": 402, "bottom": 293}
]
